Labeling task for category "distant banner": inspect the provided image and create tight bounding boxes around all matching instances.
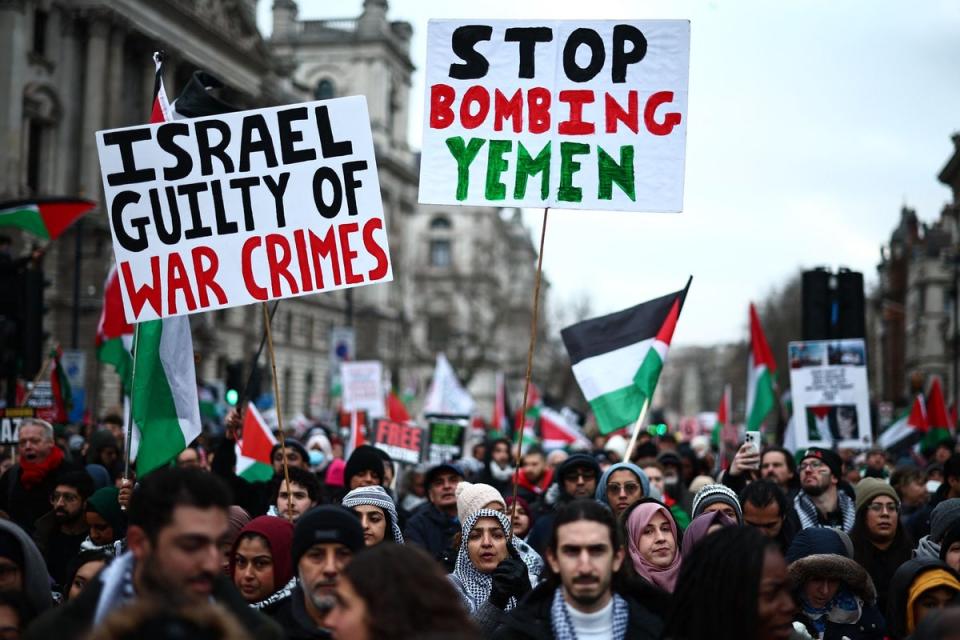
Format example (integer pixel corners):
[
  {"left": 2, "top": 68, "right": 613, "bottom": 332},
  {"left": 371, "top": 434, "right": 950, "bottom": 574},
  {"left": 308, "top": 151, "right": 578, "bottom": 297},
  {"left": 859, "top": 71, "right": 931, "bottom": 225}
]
[
  {"left": 372, "top": 418, "right": 424, "bottom": 464},
  {"left": 425, "top": 415, "right": 469, "bottom": 464},
  {"left": 0, "top": 407, "right": 36, "bottom": 445},
  {"left": 341, "top": 361, "right": 386, "bottom": 418},
  {"left": 96, "top": 96, "right": 392, "bottom": 322},
  {"left": 788, "top": 339, "right": 872, "bottom": 449},
  {"left": 420, "top": 19, "right": 690, "bottom": 212}
]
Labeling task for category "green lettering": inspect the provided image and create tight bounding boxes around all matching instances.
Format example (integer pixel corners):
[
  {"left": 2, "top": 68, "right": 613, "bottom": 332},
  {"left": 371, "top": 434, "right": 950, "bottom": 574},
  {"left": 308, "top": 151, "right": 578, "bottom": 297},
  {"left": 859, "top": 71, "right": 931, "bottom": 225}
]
[
  {"left": 558, "top": 142, "right": 589, "bottom": 203},
  {"left": 485, "top": 140, "right": 512, "bottom": 200},
  {"left": 514, "top": 141, "right": 551, "bottom": 200},
  {"left": 445, "top": 137, "right": 486, "bottom": 201},
  {"left": 597, "top": 144, "right": 635, "bottom": 201}
]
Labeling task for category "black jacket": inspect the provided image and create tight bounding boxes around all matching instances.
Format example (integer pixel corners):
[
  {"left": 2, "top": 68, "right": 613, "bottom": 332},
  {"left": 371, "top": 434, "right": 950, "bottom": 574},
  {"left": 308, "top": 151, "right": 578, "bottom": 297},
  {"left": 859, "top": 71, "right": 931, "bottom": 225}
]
[
  {"left": 492, "top": 580, "right": 665, "bottom": 640},
  {"left": 210, "top": 436, "right": 273, "bottom": 517},
  {"left": 886, "top": 557, "right": 959, "bottom": 640},
  {"left": 794, "top": 605, "right": 884, "bottom": 640},
  {"left": 404, "top": 503, "right": 459, "bottom": 571},
  {"left": 0, "top": 456, "right": 81, "bottom": 534},
  {"left": 24, "top": 571, "right": 282, "bottom": 640},
  {"left": 270, "top": 585, "right": 332, "bottom": 639}
]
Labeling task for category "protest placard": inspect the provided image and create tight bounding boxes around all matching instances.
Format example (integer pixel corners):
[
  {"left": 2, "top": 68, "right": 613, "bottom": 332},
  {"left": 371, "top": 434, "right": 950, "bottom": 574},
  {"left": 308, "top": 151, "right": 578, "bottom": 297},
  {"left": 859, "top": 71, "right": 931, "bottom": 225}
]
[
  {"left": 788, "top": 339, "right": 872, "bottom": 449},
  {"left": 425, "top": 415, "right": 469, "bottom": 464},
  {"left": 419, "top": 20, "right": 690, "bottom": 212},
  {"left": 341, "top": 361, "right": 386, "bottom": 418},
  {"left": 372, "top": 418, "right": 424, "bottom": 464},
  {"left": 96, "top": 96, "right": 392, "bottom": 322},
  {"left": 0, "top": 407, "right": 35, "bottom": 445}
]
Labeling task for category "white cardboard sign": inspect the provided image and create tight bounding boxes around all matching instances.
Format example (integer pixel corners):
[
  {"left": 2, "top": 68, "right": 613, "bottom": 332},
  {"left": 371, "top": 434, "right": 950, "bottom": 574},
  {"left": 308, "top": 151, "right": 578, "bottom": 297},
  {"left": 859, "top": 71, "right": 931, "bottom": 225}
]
[{"left": 341, "top": 360, "right": 386, "bottom": 418}]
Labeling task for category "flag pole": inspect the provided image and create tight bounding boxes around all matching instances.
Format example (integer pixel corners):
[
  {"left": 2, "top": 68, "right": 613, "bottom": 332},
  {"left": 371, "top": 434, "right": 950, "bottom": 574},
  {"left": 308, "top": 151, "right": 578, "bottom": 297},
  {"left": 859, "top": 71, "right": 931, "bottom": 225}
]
[
  {"left": 262, "top": 302, "right": 294, "bottom": 522},
  {"left": 510, "top": 207, "right": 549, "bottom": 524},
  {"left": 623, "top": 397, "right": 651, "bottom": 464},
  {"left": 123, "top": 323, "right": 141, "bottom": 481},
  {"left": 239, "top": 300, "right": 279, "bottom": 409}
]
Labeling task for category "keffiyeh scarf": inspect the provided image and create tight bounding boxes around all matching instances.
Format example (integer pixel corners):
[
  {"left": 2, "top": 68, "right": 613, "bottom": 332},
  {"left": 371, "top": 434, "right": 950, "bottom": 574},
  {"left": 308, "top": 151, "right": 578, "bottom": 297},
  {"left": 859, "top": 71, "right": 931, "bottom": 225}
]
[
  {"left": 451, "top": 509, "right": 515, "bottom": 613},
  {"left": 794, "top": 491, "right": 856, "bottom": 532},
  {"left": 550, "top": 588, "right": 629, "bottom": 640},
  {"left": 341, "top": 485, "right": 405, "bottom": 544},
  {"left": 800, "top": 587, "right": 862, "bottom": 633}
]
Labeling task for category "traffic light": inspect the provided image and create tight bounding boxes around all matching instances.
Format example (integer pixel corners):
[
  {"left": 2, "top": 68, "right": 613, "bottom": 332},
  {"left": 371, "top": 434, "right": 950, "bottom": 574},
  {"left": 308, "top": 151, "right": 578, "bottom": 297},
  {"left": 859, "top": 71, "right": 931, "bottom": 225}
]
[
  {"left": 225, "top": 361, "right": 244, "bottom": 406},
  {"left": 802, "top": 268, "right": 865, "bottom": 340},
  {"left": 20, "top": 267, "right": 49, "bottom": 378}
]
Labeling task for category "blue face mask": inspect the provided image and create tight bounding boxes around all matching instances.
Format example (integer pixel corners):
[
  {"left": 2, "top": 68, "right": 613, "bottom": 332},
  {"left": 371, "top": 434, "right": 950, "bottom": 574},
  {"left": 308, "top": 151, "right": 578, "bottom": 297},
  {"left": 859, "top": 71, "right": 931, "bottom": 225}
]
[{"left": 309, "top": 450, "right": 325, "bottom": 466}]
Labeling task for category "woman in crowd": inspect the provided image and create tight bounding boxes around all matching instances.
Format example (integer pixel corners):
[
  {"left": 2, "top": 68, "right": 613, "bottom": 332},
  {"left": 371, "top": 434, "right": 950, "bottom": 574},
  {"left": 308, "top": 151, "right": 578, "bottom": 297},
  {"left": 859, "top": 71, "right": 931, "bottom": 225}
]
[
  {"left": 504, "top": 496, "right": 534, "bottom": 540},
  {"left": 786, "top": 527, "right": 884, "bottom": 639},
  {"left": 680, "top": 510, "right": 737, "bottom": 560},
  {"left": 886, "top": 558, "right": 960, "bottom": 639},
  {"left": 850, "top": 478, "right": 913, "bottom": 616},
  {"left": 229, "top": 515, "right": 295, "bottom": 615},
  {"left": 220, "top": 506, "right": 252, "bottom": 575},
  {"left": 325, "top": 544, "right": 480, "bottom": 640},
  {"left": 341, "top": 485, "right": 404, "bottom": 546},
  {"left": 624, "top": 501, "right": 682, "bottom": 593},
  {"left": 665, "top": 526, "right": 797, "bottom": 640},
  {"left": 940, "top": 520, "right": 960, "bottom": 573},
  {"left": 81, "top": 486, "right": 126, "bottom": 555},
  {"left": 690, "top": 483, "right": 744, "bottom": 524},
  {"left": 62, "top": 550, "right": 111, "bottom": 602}
]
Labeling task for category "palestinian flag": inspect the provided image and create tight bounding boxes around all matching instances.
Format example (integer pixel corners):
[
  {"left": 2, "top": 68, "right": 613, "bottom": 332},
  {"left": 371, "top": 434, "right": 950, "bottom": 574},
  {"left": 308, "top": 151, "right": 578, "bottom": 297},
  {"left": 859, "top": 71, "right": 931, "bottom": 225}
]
[
  {"left": 561, "top": 278, "right": 692, "bottom": 434},
  {"left": 236, "top": 402, "right": 276, "bottom": 482},
  {"left": 923, "top": 377, "right": 953, "bottom": 452},
  {"left": 746, "top": 303, "right": 777, "bottom": 431},
  {"left": 49, "top": 346, "right": 72, "bottom": 423},
  {"left": 0, "top": 198, "right": 95, "bottom": 240},
  {"left": 877, "top": 395, "right": 926, "bottom": 452},
  {"left": 96, "top": 265, "right": 135, "bottom": 391},
  {"left": 515, "top": 381, "right": 542, "bottom": 435},
  {"left": 711, "top": 384, "right": 731, "bottom": 448},
  {"left": 386, "top": 390, "right": 411, "bottom": 422},
  {"left": 540, "top": 407, "right": 590, "bottom": 450},
  {"left": 345, "top": 410, "right": 366, "bottom": 458},
  {"left": 491, "top": 372, "right": 512, "bottom": 437}
]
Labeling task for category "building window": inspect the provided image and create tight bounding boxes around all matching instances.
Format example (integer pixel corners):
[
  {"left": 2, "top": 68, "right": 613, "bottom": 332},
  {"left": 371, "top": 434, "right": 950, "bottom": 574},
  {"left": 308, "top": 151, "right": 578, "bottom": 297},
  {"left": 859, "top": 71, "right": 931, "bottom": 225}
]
[
  {"left": 32, "top": 10, "right": 47, "bottom": 56},
  {"left": 429, "top": 239, "right": 451, "bottom": 267},
  {"left": 315, "top": 79, "right": 335, "bottom": 100},
  {"left": 428, "top": 316, "right": 450, "bottom": 352},
  {"left": 25, "top": 120, "right": 44, "bottom": 194},
  {"left": 304, "top": 369, "right": 314, "bottom": 413},
  {"left": 430, "top": 215, "right": 451, "bottom": 230}
]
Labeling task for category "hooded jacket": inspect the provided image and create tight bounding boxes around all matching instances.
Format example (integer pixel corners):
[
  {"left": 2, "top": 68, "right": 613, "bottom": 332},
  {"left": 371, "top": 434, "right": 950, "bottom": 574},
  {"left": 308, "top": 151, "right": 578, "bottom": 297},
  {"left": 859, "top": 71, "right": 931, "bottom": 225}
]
[
  {"left": 886, "top": 558, "right": 960, "bottom": 640},
  {"left": 229, "top": 516, "right": 295, "bottom": 615},
  {"left": 0, "top": 519, "right": 53, "bottom": 615},
  {"left": 789, "top": 554, "right": 884, "bottom": 640}
]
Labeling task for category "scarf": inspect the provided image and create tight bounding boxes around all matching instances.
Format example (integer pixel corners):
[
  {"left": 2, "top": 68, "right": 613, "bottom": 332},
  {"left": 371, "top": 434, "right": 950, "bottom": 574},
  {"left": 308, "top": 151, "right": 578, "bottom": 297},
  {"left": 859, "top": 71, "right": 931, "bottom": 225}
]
[
  {"left": 79, "top": 537, "right": 126, "bottom": 557},
  {"left": 550, "top": 587, "right": 629, "bottom": 640},
  {"left": 252, "top": 576, "right": 297, "bottom": 610},
  {"left": 19, "top": 446, "right": 64, "bottom": 490},
  {"left": 625, "top": 503, "right": 682, "bottom": 592},
  {"left": 513, "top": 537, "right": 543, "bottom": 585},
  {"left": 794, "top": 491, "right": 856, "bottom": 533},
  {"left": 341, "top": 485, "right": 404, "bottom": 544},
  {"left": 681, "top": 511, "right": 736, "bottom": 560},
  {"left": 490, "top": 462, "right": 515, "bottom": 483},
  {"left": 800, "top": 587, "right": 861, "bottom": 633},
  {"left": 451, "top": 509, "right": 516, "bottom": 613},
  {"left": 93, "top": 550, "right": 136, "bottom": 624}
]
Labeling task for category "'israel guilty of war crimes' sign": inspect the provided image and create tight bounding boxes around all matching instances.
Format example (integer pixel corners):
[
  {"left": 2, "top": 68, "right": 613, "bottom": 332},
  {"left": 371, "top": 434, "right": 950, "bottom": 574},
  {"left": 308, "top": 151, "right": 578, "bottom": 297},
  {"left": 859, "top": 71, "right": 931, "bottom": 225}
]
[
  {"left": 419, "top": 20, "right": 690, "bottom": 212},
  {"left": 96, "top": 96, "right": 392, "bottom": 322}
]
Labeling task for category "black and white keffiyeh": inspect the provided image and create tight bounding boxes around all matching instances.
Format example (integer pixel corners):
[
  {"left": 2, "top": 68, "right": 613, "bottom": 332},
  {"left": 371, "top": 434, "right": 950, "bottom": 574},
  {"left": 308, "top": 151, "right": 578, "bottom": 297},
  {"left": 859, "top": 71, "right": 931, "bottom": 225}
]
[
  {"left": 794, "top": 490, "right": 856, "bottom": 532},
  {"left": 341, "top": 485, "right": 404, "bottom": 544},
  {"left": 550, "top": 587, "right": 629, "bottom": 640},
  {"left": 450, "top": 509, "right": 515, "bottom": 613}
]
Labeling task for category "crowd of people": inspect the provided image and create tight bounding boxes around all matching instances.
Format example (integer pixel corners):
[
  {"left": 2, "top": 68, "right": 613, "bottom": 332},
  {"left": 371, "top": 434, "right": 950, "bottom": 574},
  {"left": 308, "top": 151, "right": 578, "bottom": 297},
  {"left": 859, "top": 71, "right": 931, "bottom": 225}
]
[{"left": 0, "top": 410, "right": 958, "bottom": 639}]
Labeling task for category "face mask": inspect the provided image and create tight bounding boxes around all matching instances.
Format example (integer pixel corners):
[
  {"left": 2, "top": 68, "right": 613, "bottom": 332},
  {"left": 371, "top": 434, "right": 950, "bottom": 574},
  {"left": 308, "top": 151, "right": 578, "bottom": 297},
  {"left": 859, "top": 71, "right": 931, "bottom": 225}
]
[
  {"left": 309, "top": 450, "right": 325, "bottom": 466},
  {"left": 664, "top": 475, "right": 679, "bottom": 486}
]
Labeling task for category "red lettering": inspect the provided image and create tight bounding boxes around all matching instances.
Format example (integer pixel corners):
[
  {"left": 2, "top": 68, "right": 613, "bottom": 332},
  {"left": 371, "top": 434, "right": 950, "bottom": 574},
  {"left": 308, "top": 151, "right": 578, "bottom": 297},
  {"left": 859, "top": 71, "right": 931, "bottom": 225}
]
[
  {"left": 120, "top": 258, "right": 162, "bottom": 319},
  {"left": 292, "top": 229, "right": 314, "bottom": 293},
  {"left": 528, "top": 87, "right": 551, "bottom": 134},
  {"left": 605, "top": 91, "right": 638, "bottom": 134},
  {"left": 375, "top": 420, "right": 390, "bottom": 443},
  {"left": 429, "top": 83, "right": 455, "bottom": 129},
  {"left": 191, "top": 246, "right": 226, "bottom": 308},
  {"left": 460, "top": 85, "right": 490, "bottom": 129},
  {"left": 338, "top": 223, "right": 363, "bottom": 285},
  {"left": 241, "top": 236, "right": 268, "bottom": 300},
  {"left": 494, "top": 89, "right": 523, "bottom": 133},
  {"left": 308, "top": 227, "right": 342, "bottom": 288},
  {"left": 362, "top": 218, "right": 390, "bottom": 281},
  {"left": 558, "top": 90, "right": 595, "bottom": 135},
  {"left": 644, "top": 91, "right": 682, "bottom": 136},
  {"left": 265, "top": 233, "right": 299, "bottom": 297},
  {"left": 166, "top": 252, "right": 197, "bottom": 315}
]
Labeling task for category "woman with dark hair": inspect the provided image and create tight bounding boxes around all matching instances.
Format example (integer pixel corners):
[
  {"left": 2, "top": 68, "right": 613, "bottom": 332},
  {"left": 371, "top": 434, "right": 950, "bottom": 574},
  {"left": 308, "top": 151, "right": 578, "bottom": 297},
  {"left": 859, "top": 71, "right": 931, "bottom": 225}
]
[
  {"left": 850, "top": 478, "right": 913, "bottom": 616},
  {"left": 887, "top": 558, "right": 960, "bottom": 639},
  {"left": 665, "top": 526, "right": 797, "bottom": 640},
  {"left": 62, "top": 550, "right": 112, "bottom": 601},
  {"left": 341, "top": 485, "right": 404, "bottom": 545},
  {"left": 228, "top": 516, "right": 295, "bottom": 615},
  {"left": 325, "top": 544, "right": 481, "bottom": 640},
  {"left": 679, "top": 510, "right": 736, "bottom": 560},
  {"left": 623, "top": 501, "right": 682, "bottom": 592}
]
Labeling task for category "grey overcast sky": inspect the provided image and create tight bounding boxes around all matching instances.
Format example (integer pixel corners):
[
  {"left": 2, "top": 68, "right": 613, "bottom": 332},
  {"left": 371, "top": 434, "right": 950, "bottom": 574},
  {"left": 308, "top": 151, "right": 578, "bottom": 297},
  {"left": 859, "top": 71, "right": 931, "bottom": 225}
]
[{"left": 257, "top": 0, "right": 960, "bottom": 346}]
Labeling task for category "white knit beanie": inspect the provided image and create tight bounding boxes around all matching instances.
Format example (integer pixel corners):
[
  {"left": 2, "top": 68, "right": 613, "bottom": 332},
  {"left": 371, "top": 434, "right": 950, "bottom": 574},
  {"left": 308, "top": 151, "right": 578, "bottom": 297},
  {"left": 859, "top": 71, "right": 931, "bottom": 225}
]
[{"left": 456, "top": 481, "right": 506, "bottom": 523}]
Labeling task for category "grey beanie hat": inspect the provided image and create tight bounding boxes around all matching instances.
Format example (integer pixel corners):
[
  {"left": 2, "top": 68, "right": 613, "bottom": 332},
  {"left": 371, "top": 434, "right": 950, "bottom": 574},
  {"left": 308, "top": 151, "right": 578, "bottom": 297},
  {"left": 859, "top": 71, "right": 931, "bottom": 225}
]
[
  {"left": 930, "top": 498, "right": 960, "bottom": 542},
  {"left": 691, "top": 483, "right": 743, "bottom": 524}
]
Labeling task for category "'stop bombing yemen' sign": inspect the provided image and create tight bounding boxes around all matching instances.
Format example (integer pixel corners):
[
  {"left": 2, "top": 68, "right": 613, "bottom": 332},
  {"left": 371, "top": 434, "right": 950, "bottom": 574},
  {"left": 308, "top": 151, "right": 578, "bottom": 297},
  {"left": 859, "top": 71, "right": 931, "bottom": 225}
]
[
  {"left": 96, "top": 96, "right": 392, "bottom": 322},
  {"left": 419, "top": 20, "right": 690, "bottom": 212}
]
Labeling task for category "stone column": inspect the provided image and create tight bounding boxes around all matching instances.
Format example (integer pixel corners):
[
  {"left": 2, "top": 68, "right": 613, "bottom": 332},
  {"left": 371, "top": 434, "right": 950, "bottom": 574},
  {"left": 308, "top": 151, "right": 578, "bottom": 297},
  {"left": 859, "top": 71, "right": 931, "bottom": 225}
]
[
  {"left": 0, "top": 0, "right": 27, "bottom": 197},
  {"left": 80, "top": 13, "right": 110, "bottom": 201},
  {"left": 107, "top": 24, "right": 126, "bottom": 127},
  {"left": 53, "top": 9, "right": 81, "bottom": 195}
]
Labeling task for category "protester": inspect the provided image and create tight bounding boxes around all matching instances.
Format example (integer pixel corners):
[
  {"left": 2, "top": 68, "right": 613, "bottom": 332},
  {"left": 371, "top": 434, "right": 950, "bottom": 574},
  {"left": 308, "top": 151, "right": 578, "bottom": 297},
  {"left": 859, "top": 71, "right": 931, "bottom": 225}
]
[
  {"left": 914, "top": 498, "right": 960, "bottom": 561},
  {"left": 221, "top": 506, "right": 252, "bottom": 575},
  {"left": 269, "top": 467, "right": 320, "bottom": 522},
  {"left": 515, "top": 447, "right": 553, "bottom": 503},
  {"left": 343, "top": 445, "right": 385, "bottom": 490},
  {"left": 505, "top": 496, "right": 534, "bottom": 539},
  {"left": 690, "top": 483, "right": 743, "bottom": 524},
  {"left": 404, "top": 463, "right": 463, "bottom": 570},
  {"left": 941, "top": 521, "right": 960, "bottom": 572},
  {"left": 886, "top": 559, "right": 960, "bottom": 639},
  {"left": 175, "top": 445, "right": 208, "bottom": 470},
  {"left": 787, "top": 526, "right": 884, "bottom": 639},
  {"left": 546, "top": 449, "right": 568, "bottom": 471},
  {"left": 851, "top": 477, "right": 914, "bottom": 615},
  {"left": 449, "top": 509, "right": 530, "bottom": 634},
  {"left": 480, "top": 437, "right": 514, "bottom": 495},
  {"left": 741, "top": 479, "right": 797, "bottom": 554},
  {"left": 0, "top": 519, "right": 53, "bottom": 616},
  {"left": 0, "top": 591, "right": 33, "bottom": 640},
  {"left": 861, "top": 447, "right": 890, "bottom": 480},
  {"left": 63, "top": 550, "right": 111, "bottom": 601},
  {"left": 680, "top": 510, "right": 737, "bottom": 560},
  {"left": 211, "top": 410, "right": 278, "bottom": 517},
  {"left": 525, "top": 453, "right": 601, "bottom": 554},
  {"left": 325, "top": 544, "right": 480, "bottom": 640},
  {"left": 794, "top": 448, "right": 856, "bottom": 532},
  {"left": 624, "top": 501, "right": 682, "bottom": 592},
  {"left": 86, "top": 431, "right": 122, "bottom": 481},
  {"left": 892, "top": 467, "right": 930, "bottom": 531},
  {"left": 0, "top": 418, "right": 80, "bottom": 534},
  {"left": 912, "top": 456, "right": 960, "bottom": 540},
  {"left": 595, "top": 462, "right": 651, "bottom": 519},
  {"left": 643, "top": 461, "right": 691, "bottom": 529},
  {"left": 272, "top": 440, "right": 310, "bottom": 474},
  {"left": 272, "top": 505, "right": 364, "bottom": 638},
  {"left": 341, "top": 485, "right": 404, "bottom": 545},
  {"left": 230, "top": 516, "right": 295, "bottom": 615},
  {"left": 81, "top": 486, "right": 126, "bottom": 555},
  {"left": 25, "top": 467, "right": 280, "bottom": 640},
  {"left": 665, "top": 526, "right": 796, "bottom": 640},
  {"left": 32, "top": 469, "right": 94, "bottom": 588},
  {"left": 373, "top": 447, "right": 395, "bottom": 494},
  {"left": 398, "top": 466, "right": 426, "bottom": 516},
  {"left": 911, "top": 607, "right": 960, "bottom": 640}
]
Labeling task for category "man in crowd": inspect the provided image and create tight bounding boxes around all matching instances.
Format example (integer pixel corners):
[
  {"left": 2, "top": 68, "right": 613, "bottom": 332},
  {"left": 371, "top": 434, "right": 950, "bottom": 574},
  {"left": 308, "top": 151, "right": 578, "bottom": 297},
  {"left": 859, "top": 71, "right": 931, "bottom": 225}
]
[
  {"left": 723, "top": 444, "right": 798, "bottom": 498},
  {"left": 0, "top": 418, "right": 79, "bottom": 534},
  {"left": 404, "top": 463, "right": 463, "bottom": 570},
  {"left": 515, "top": 447, "right": 553, "bottom": 503},
  {"left": 343, "top": 445, "right": 385, "bottom": 490},
  {"left": 493, "top": 500, "right": 665, "bottom": 639},
  {"left": 273, "top": 505, "right": 365, "bottom": 639},
  {"left": 26, "top": 467, "right": 280, "bottom": 640},
  {"left": 32, "top": 470, "right": 94, "bottom": 587},
  {"left": 793, "top": 447, "right": 856, "bottom": 532},
  {"left": 739, "top": 479, "right": 796, "bottom": 553},
  {"left": 480, "top": 437, "right": 514, "bottom": 495},
  {"left": 912, "top": 454, "right": 960, "bottom": 540},
  {"left": 526, "top": 453, "right": 601, "bottom": 554}
]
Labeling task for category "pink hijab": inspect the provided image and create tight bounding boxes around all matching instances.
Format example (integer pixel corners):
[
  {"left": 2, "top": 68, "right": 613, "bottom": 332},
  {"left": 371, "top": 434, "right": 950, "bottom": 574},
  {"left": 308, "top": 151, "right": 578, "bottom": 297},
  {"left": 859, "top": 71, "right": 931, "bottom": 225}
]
[{"left": 626, "top": 502, "right": 682, "bottom": 593}]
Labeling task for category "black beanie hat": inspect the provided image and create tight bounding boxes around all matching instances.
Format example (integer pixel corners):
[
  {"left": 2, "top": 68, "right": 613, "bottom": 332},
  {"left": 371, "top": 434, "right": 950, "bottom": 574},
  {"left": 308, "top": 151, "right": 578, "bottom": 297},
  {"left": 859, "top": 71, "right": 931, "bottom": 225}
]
[
  {"left": 292, "top": 505, "right": 364, "bottom": 570},
  {"left": 271, "top": 439, "right": 310, "bottom": 466},
  {"left": 344, "top": 445, "right": 385, "bottom": 487},
  {"left": 557, "top": 453, "right": 601, "bottom": 483},
  {"left": 941, "top": 521, "right": 960, "bottom": 564},
  {"left": 800, "top": 447, "right": 842, "bottom": 480}
]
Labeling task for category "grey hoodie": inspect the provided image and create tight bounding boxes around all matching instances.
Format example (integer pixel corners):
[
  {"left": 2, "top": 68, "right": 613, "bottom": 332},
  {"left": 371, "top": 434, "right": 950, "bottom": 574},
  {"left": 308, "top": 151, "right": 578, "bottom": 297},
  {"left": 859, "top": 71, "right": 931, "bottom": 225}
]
[
  {"left": 0, "top": 519, "right": 53, "bottom": 614},
  {"left": 914, "top": 534, "right": 941, "bottom": 561}
]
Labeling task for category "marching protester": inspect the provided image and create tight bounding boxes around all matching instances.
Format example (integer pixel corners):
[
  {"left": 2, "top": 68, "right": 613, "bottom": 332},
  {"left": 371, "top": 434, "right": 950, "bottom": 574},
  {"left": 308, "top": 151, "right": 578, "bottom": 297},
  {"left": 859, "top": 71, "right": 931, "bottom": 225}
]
[
  {"left": 679, "top": 510, "right": 737, "bottom": 560},
  {"left": 480, "top": 438, "right": 515, "bottom": 495},
  {"left": 886, "top": 559, "right": 960, "bottom": 639},
  {"left": 62, "top": 550, "right": 111, "bottom": 602},
  {"left": 404, "top": 462, "right": 463, "bottom": 570},
  {"left": 642, "top": 461, "right": 691, "bottom": 529},
  {"left": 505, "top": 496, "right": 535, "bottom": 539},
  {"left": 81, "top": 486, "right": 126, "bottom": 555},
  {"left": 341, "top": 485, "right": 404, "bottom": 545},
  {"left": 222, "top": 506, "right": 253, "bottom": 574},
  {"left": 32, "top": 469, "right": 94, "bottom": 589},
  {"left": 595, "top": 462, "right": 651, "bottom": 519},
  {"left": 268, "top": 466, "right": 320, "bottom": 522},
  {"left": 914, "top": 498, "right": 960, "bottom": 561},
  {"left": 515, "top": 447, "right": 553, "bottom": 504},
  {"left": 623, "top": 500, "right": 682, "bottom": 592},
  {"left": 343, "top": 445, "right": 385, "bottom": 490},
  {"left": 941, "top": 520, "right": 960, "bottom": 572},
  {"left": 740, "top": 479, "right": 797, "bottom": 553},
  {"left": 690, "top": 483, "right": 743, "bottom": 524},
  {"left": 0, "top": 519, "right": 54, "bottom": 617},
  {"left": 525, "top": 453, "right": 601, "bottom": 554},
  {"left": 229, "top": 516, "right": 295, "bottom": 615},
  {"left": 912, "top": 457, "right": 960, "bottom": 540},
  {"left": 794, "top": 448, "right": 857, "bottom": 533}
]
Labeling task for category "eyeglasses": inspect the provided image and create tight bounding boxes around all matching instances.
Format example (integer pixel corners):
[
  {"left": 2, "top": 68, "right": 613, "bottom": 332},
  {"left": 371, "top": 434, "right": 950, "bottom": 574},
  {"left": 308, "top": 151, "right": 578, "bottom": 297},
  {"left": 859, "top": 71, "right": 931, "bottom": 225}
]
[
  {"left": 567, "top": 470, "right": 597, "bottom": 481},
  {"left": 798, "top": 460, "right": 827, "bottom": 472},
  {"left": 606, "top": 482, "right": 641, "bottom": 495},
  {"left": 49, "top": 492, "right": 80, "bottom": 505},
  {"left": 867, "top": 502, "right": 899, "bottom": 514}
]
